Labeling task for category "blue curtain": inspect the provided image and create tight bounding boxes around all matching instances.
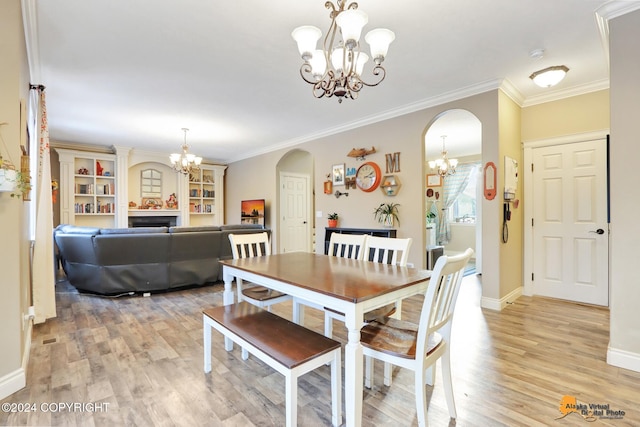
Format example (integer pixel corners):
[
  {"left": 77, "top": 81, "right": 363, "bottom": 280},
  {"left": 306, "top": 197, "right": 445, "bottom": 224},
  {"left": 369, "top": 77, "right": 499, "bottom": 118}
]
[{"left": 436, "top": 163, "right": 476, "bottom": 245}]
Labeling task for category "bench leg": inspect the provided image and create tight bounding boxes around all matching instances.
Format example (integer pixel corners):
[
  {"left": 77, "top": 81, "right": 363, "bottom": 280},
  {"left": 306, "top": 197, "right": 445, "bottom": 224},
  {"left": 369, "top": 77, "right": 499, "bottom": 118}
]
[
  {"left": 324, "top": 312, "right": 333, "bottom": 338},
  {"left": 292, "top": 299, "right": 304, "bottom": 326},
  {"left": 285, "top": 371, "right": 297, "bottom": 427},
  {"left": 364, "top": 355, "right": 373, "bottom": 389},
  {"left": 331, "top": 349, "right": 342, "bottom": 427},
  {"left": 203, "top": 316, "right": 212, "bottom": 373},
  {"left": 242, "top": 348, "right": 249, "bottom": 360}
]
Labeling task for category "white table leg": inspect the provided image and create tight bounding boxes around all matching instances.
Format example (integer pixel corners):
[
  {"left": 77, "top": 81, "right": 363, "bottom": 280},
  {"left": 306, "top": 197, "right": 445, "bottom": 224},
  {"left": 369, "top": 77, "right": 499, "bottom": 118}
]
[
  {"left": 203, "top": 316, "right": 212, "bottom": 373},
  {"left": 344, "top": 307, "right": 364, "bottom": 427},
  {"left": 222, "top": 268, "right": 235, "bottom": 351}
]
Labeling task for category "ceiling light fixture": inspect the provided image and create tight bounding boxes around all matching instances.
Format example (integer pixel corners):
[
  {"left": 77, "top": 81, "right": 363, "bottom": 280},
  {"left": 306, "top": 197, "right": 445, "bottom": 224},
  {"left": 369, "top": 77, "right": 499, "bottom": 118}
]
[
  {"left": 169, "top": 128, "right": 202, "bottom": 175},
  {"left": 291, "top": 0, "right": 395, "bottom": 103},
  {"left": 529, "top": 65, "right": 569, "bottom": 88},
  {"left": 429, "top": 135, "right": 458, "bottom": 177}
]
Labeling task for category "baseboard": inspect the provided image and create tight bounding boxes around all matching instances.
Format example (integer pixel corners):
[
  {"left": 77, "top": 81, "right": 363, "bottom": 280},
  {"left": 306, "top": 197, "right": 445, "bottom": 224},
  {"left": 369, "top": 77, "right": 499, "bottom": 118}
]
[
  {"left": 0, "top": 368, "right": 25, "bottom": 401},
  {"left": 0, "top": 320, "right": 32, "bottom": 400},
  {"left": 607, "top": 345, "right": 640, "bottom": 373},
  {"left": 481, "top": 286, "right": 523, "bottom": 311}
]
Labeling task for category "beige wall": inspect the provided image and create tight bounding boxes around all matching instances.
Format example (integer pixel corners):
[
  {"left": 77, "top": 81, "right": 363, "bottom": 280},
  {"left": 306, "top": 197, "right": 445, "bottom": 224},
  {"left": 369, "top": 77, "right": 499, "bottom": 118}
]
[
  {"left": 522, "top": 90, "right": 609, "bottom": 141},
  {"left": 226, "top": 90, "right": 509, "bottom": 306},
  {"left": 609, "top": 9, "right": 640, "bottom": 369},
  {"left": 0, "top": 0, "right": 31, "bottom": 398}
]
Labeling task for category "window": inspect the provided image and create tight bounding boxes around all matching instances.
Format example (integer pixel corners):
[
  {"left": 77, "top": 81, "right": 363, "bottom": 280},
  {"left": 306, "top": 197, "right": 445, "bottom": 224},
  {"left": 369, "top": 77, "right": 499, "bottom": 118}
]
[{"left": 449, "top": 163, "right": 480, "bottom": 223}]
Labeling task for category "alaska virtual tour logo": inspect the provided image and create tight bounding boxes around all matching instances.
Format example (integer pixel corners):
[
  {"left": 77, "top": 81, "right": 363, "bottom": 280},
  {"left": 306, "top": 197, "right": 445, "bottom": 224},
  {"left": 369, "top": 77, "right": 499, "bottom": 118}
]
[{"left": 556, "top": 395, "right": 626, "bottom": 422}]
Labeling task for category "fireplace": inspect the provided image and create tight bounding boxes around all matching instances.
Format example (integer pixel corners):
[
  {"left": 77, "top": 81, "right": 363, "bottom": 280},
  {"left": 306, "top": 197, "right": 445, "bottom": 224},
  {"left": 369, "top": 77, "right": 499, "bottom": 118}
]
[{"left": 128, "top": 215, "right": 177, "bottom": 228}]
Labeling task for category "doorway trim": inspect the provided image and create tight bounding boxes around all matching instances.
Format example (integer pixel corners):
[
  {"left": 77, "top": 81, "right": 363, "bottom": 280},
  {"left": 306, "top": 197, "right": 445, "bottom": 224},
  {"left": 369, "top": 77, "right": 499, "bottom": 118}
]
[{"left": 522, "top": 129, "right": 609, "bottom": 297}]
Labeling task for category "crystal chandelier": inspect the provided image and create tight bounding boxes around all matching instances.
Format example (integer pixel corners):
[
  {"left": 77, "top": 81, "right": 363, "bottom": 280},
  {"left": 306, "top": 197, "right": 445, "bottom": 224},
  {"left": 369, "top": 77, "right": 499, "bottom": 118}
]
[
  {"left": 291, "top": 0, "right": 395, "bottom": 103},
  {"left": 429, "top": 136, "right": 458, "bottom": 177},
  {"left": 169, "top": 128, "right": 202, "bottom": 175}
]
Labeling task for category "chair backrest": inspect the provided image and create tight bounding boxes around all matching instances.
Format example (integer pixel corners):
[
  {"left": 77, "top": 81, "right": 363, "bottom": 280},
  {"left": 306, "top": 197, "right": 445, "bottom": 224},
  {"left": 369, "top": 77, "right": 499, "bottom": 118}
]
[
  {"left": 328, "top": 233, "right": 368, "bottom": 260},
  {"left": 228, "top": 232, "right": 271, "bottom": 259},
  {"left": 363, "top": 236, "right": 413, "bottom": 266},
  {"left": 416, "top": 248, "right": 473, "bottom": 357}
]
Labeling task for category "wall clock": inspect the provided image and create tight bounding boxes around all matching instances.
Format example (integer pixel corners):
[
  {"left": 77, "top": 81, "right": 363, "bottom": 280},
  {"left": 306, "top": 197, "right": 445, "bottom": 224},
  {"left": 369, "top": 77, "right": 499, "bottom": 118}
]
[{"left": 355, "top": 161, "right": 382, "bottom": 192}]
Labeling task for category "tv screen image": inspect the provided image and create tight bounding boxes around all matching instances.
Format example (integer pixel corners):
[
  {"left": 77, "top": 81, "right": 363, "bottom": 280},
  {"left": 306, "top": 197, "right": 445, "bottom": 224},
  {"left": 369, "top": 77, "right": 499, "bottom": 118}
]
[{"left": 241, "top": 199, "right": 265, "bottom": 226}]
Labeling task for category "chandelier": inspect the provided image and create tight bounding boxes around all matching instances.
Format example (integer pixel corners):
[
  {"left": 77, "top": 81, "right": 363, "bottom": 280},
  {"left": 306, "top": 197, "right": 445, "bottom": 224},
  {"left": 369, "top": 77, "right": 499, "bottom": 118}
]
[
  {"left": 169, "top": 128, "right": 202, "bottom": 175},
  {"left": 291, "top": 0, "right": 395, "bottom": 103},
  {"left": 429, "top": 135, "right": 458, "bottom": 177}
]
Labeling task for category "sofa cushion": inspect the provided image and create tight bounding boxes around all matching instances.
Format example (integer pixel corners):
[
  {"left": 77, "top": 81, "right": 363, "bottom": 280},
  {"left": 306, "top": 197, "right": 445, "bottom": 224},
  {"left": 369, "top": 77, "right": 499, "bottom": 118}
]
[
  {"left": 169, "top": 226, "right": 221, "bottom": 233},
  {"left": 100, "top": 227, "right": 169, "bottom": 234},
  {"left": 220, "top": 224, "right": 264, "bottom": 230}
]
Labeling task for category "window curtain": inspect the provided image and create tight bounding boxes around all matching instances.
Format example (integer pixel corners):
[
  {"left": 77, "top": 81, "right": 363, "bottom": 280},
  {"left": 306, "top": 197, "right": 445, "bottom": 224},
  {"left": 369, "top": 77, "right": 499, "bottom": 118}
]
[
  {"left": 436, "top": 163, "right": 476, "bottom": 245},
  {"left": 30, "top": 86, "right": 56, "bottom": 323}
]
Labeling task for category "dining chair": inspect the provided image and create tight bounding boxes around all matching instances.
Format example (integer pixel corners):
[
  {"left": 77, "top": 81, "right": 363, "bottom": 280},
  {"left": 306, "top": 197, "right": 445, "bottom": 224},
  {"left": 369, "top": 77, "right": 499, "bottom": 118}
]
[
  {"left": 228, "top": 232, "right": 293, "bottom": 359},
  {"left": 360, "top": 248, "right": 473, "bottom": 427},
  {"left": 324, "top": 235, "right": 413, "bottom": 338}
]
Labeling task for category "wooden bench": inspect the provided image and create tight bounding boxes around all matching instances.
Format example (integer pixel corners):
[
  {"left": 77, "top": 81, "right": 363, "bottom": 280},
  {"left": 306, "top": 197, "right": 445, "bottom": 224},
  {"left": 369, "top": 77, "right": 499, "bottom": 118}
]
[{"left": 203, "top": 302, "right": 342, "bottom": 427}]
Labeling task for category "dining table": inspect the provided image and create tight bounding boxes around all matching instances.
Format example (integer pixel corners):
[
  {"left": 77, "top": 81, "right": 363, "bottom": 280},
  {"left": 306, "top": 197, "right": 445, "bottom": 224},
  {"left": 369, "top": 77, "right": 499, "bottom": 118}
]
[{"left": 219, "top": 251, "right": 432, "bottom": 427}]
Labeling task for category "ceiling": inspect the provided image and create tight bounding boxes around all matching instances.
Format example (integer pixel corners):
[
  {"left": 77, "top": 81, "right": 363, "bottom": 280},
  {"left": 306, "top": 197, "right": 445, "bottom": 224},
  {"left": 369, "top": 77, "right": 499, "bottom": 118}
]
[{"left": 27, "top": 1, "right": 634, "bottom": 164}]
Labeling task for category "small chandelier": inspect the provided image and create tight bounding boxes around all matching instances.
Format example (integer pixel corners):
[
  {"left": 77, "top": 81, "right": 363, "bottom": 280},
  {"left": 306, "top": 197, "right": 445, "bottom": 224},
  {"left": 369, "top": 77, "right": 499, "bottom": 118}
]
[
  {"left": 291, "top": 0, "right": 395, "bottom": 103},
  {"left": 429, "top": 135, "right": 458, "bottom": 177},
  {"left": 169, "top": 128, "right": 202, "bottom": 175}
]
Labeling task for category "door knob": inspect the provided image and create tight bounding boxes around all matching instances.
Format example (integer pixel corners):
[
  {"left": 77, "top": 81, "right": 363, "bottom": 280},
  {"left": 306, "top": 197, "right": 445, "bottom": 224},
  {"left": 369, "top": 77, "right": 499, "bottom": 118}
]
[{"left": 589, "top": 228, "right": 605, "bottom": 235}]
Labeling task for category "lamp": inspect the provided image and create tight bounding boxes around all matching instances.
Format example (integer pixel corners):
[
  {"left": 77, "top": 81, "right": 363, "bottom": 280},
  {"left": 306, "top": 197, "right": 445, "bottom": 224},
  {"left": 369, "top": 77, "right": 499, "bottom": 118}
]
[
  {"left": 169, "top": 128, "right": 202, "bottom": 175},
  {"left": 529, "top": 65, "right": 569, "bottom": 88},
  {"left": 292, "top": 0, "right": 395, "bottom": 103},
  {"left": 428, "top": 135, "right": 458, "bottom": 177}
]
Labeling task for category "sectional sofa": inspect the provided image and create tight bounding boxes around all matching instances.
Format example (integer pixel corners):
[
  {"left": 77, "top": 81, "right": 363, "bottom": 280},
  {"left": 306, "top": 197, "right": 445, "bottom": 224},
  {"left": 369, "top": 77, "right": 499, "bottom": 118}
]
[{"left": 53, "top": 224, "right": 269, "bottom": 295}]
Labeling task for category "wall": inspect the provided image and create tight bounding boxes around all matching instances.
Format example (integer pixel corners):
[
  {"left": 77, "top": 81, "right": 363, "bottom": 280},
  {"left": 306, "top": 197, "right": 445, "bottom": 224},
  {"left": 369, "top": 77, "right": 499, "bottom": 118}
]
[
  {"left": 498, "top": 92, "right": 523, "bottom": 299},
  {"left": 226, "top": 90, "right": 511, "bottom": 307},
  {"left": 0, "top": 0, "right": 31, "bottom": 399},
  {"left": 608, "top": 9, "right": 640, "bottom": 371},
  {"left": 521, "top": 90, "right": 609, "bottom": 141}
]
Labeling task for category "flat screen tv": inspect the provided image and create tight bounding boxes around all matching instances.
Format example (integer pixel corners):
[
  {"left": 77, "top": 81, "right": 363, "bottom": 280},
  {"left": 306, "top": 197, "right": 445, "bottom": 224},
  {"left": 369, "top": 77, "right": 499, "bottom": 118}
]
[{"left": 241, "top": 199, "right": 265, "bottom": 227}]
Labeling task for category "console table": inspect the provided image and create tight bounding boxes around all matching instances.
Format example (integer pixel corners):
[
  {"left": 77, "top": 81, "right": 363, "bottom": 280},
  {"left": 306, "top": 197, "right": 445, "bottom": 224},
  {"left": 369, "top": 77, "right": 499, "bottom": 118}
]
[{"left": 324, "top": 227, "right": 397, "bottom": 254}]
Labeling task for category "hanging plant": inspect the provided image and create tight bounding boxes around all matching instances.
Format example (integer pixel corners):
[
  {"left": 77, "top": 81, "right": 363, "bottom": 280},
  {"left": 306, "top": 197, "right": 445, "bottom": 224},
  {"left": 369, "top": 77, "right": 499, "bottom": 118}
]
[{"left": 0, "top": 155, "right": 31, "bottom": 197}]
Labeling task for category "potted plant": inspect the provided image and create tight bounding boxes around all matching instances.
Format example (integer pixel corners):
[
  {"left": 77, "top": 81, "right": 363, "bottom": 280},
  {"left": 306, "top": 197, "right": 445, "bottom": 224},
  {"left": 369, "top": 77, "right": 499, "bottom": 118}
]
[
  {"left": 374, "top": 202, "right": 400, "bottom": 227},
  {"left": 0, "top": 155, "right": 31, "bottom": 198},
  {"left": 327, "top": 212, "right": 339, "bottom": 228}
]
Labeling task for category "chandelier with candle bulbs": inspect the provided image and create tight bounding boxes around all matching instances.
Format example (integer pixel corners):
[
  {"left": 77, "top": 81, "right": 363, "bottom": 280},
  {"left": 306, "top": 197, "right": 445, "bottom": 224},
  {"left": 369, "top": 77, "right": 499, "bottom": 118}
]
[
  {"left": 169, "top": 128, "right": 202, "bottom": 175},
  {"left": 429, "top": 135, "right": 458, "bottom": 177},
  {"left": 291, "top": 0, "right": 395, "bottom": 103}
]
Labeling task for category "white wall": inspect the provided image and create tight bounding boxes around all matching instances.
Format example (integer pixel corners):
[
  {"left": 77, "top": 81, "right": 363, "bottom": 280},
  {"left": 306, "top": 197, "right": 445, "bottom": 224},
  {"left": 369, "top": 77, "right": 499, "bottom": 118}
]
[{"left": 608, "top": 8, "right": 640, "bottom": 372}]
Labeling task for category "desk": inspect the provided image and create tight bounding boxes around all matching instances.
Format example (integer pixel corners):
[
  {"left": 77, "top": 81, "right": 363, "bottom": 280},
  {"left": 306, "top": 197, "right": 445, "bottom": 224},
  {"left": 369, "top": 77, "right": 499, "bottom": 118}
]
[{"left": 220, "top": 252, "right": 431, "bottom": 427}]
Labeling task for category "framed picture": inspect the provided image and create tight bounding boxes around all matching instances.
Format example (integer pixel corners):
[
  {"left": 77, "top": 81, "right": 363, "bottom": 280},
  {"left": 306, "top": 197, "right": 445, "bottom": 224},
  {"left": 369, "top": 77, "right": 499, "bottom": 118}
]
[
  {"left": 332, "top": 163, "right": 345, "bottom": 186},
  {"left": 426, "top": 174, "right": 442, "bottom": 187}
]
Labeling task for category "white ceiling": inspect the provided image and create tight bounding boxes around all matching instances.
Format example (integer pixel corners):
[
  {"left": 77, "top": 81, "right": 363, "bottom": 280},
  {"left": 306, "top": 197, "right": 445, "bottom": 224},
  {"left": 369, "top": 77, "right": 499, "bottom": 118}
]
[{"left": 28, "top": 0, "right": 635, "bottom": 164}]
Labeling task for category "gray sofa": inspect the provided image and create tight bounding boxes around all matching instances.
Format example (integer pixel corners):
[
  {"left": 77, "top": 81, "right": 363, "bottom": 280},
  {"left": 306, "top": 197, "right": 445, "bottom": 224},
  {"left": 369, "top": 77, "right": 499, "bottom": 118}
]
[{"left": 54, "top": 224, "right": 269, "bottom": 295}]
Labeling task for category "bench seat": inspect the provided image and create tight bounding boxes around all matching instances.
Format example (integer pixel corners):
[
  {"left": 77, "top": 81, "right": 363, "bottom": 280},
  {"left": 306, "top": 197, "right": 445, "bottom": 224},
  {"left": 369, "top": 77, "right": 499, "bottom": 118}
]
[{"left": 203, "top": 302, "right": 342, "bottom": 427}]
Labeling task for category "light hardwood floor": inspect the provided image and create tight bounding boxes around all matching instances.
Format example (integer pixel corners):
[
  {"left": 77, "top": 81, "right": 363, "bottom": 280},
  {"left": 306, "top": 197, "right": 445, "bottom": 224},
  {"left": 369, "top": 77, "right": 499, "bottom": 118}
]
[{"left": 2, "top": 272, "right": 639, "bottom": 426}]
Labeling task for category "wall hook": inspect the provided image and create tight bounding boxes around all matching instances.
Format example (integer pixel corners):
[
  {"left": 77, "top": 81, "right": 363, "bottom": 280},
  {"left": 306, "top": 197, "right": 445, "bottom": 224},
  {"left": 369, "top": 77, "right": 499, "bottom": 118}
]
[{"left": 334, "top": 190, "right": 349, "bottom": 198}]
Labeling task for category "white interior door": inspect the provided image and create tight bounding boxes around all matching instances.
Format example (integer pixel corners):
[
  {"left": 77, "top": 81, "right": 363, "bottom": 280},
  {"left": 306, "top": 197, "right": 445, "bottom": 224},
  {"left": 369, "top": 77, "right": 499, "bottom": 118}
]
[
  {"left": 280, "top": 173, "right": 310, "bottom": 253},
  {"left": 532, "top": 139, "right": 608, "bottom": 306}
]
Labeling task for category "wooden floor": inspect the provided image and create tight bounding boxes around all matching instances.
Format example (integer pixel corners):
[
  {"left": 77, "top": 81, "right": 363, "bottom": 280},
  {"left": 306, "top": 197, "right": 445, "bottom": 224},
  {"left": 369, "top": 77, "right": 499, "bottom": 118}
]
[{"left": 2, "top": 272, "right": 639, "bottom": 426}]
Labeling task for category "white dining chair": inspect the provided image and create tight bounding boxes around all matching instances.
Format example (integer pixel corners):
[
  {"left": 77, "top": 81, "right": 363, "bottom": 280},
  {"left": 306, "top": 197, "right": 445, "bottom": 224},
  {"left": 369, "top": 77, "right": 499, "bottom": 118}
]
[
  {"left": 228, "top": 232, "right": 293, "bottom": 359},
  {"left": 360, "top": 248, "right": 473, "bottom": 427},
  {"left": 324, "top": 235, "right": 413, "bottom": 338}
]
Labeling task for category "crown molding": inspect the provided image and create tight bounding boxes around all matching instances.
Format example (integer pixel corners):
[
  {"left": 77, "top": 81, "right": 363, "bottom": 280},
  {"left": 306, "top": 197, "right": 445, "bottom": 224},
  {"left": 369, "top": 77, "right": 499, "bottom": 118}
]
[
  {"left": 521, "top": 78, "right": 610, "bottom": 107},
  {"left": 595, "top": 1, "right": 640, "bottom": 71},
  {"left": 226, "top": 79, "right": 505, "bottom": 163}
]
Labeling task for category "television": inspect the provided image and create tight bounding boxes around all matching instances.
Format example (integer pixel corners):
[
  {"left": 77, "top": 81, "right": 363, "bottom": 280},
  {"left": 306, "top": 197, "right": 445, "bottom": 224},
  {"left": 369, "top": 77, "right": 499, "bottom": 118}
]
[{"left": 241, "top": 199, "right": 266, "bottom": 227}]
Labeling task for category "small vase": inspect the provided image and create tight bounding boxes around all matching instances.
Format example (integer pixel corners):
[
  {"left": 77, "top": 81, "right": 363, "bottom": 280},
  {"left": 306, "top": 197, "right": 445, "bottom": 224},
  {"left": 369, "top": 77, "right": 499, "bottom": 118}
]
[
  {"left": 328, "top": 219, "right": 338, "bottom": 228},
  {"left": 383, "top": 216, "right": 394, "bottom": 227}
]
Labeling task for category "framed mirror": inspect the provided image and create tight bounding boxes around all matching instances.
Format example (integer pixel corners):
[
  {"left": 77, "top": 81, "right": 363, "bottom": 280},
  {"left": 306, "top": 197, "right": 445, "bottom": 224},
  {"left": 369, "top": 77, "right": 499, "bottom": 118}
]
[{"left": 141, "top": 168, "right": 162, "bottom": 198}]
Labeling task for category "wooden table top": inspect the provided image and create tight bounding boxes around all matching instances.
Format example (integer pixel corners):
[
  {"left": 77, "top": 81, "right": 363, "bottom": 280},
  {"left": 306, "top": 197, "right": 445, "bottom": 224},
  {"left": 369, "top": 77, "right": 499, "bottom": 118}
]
[{"left": 220, "top": 252, "right": 431, "bottom": 303}]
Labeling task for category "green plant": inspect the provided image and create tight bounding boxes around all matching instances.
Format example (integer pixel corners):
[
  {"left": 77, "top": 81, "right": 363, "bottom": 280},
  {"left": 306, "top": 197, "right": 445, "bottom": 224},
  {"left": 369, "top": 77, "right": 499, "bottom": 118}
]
[
  {"left": 10, "top": 170, "right": 31, "bottom": 198},
  {"left": 327, "top": 212, "right": 339, "bottom": 220},
  {"left": 374, "top": 203, "right": 400, "bottom": 225},
  {"left": 426, "top": 211, "right": 436, "bottom": 223}
]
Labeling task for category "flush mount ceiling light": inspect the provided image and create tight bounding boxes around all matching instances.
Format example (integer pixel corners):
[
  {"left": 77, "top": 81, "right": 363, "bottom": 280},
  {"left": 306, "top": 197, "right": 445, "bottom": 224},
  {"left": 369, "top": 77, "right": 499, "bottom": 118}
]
[
  {"left": 291, "top": 0, "right": 395, "bottom": 103},
  {"left": 529, "top": 65, "right": 569, "bottom": 88},
  {"left": 169, "top": 128, "right": 202, "bottom": 175}
]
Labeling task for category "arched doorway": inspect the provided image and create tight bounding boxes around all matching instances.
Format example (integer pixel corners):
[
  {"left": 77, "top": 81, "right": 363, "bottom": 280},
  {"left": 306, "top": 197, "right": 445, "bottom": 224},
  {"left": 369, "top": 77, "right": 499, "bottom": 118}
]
[{"left": 424, "top": 109, "right": 482, "bottom": 272}]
